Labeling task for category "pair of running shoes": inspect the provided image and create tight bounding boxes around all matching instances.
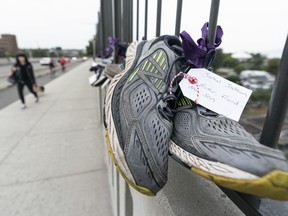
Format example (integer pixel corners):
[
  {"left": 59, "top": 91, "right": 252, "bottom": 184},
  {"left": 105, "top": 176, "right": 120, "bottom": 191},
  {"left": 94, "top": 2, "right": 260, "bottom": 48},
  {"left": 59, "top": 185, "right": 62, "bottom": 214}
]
[{"left": 104, "top": 34, "right": 288, "bottom": 200}]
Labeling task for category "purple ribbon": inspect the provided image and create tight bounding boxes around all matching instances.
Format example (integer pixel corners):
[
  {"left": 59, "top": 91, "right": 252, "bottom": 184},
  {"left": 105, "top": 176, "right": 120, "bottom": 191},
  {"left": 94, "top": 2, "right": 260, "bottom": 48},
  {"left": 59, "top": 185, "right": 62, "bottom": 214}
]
[
  {"left": 99, "top": 36, "right": 119, "bottom": 58},
  {"left": 180, "top": 22, "right": 223, "bottom": 68}
]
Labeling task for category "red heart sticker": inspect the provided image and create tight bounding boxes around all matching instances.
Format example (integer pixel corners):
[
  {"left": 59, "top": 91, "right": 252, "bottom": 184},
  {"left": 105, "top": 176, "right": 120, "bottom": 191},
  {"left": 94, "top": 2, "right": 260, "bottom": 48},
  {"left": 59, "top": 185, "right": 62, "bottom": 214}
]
[{"left": 188, "top": 77, "right": 198, "bottom": 84}]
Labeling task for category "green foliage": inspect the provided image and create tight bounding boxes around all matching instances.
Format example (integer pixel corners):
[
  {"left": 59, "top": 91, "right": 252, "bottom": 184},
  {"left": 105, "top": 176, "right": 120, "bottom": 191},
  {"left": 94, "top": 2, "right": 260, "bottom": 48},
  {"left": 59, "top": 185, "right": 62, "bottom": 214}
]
[
  {"left": 222, "top": 55, "right": 239, "bottom": 68},
  {"left": 4, "top": 51, "right": 11, "bottom": 59},
  {"left": 86, "top": 40, "right": 93, "bottom": 56},
  {"left": 213, "top": 49, "right": 239, "bottom": 69},
  {"left": 212, "top": 48, "right": 225, "bottom": 70},
  {"left": 226, "top": 75, "right": 241, "bottom": 84},
  {"left": 234, "top": 64, "right": 246, "bottom": 73},
  {"left": 213, "top": 50, "right": 278, "bottom": 76},
  {"left": 78, "top": 50, "right": 84, "bottom": 57},
  {"left": 213, "top": 49, "right": 241, "bottom": 71},
  {"left": 264, "top": 58, "right": 280, "bottom": 75},
  {"left": 250, "top": 89, "right": 272, "bottom": 102},
  {"left": 20, "top": 49, "right": 49, "bottom": 57},
  {"left": 247, "top": 53, "right": 266, "bottom": 70}
]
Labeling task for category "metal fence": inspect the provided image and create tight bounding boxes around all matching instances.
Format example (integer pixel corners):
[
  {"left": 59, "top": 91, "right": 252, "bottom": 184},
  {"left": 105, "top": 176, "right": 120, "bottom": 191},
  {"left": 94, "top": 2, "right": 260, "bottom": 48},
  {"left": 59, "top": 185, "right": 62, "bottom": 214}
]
[{"left": 95, "top": 0, "right": 288, "bottom": 215}]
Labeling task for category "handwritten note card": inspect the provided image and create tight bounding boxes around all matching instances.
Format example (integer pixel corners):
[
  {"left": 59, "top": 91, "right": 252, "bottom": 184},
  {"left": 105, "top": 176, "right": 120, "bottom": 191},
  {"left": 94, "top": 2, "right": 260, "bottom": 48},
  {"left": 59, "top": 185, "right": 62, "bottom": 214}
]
[{"left": 179, "top": 68, "right": 252, "bottom": 121}]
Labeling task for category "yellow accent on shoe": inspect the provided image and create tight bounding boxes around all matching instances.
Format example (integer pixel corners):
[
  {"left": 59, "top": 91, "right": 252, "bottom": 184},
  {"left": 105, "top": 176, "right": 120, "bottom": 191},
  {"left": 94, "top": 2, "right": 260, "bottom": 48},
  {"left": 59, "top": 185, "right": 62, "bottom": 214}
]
[
  {"left": 192, "top": 167, "right": 288, "bottom": 200},
  {"left": 129, "top": 67, "right": 140, "bottom": 81},
  {"left": 157, "top": 80, "right": 162, "bottom": 88},
  {"left": 153, "top": 53, "right": 157, "bottom": 59},
  {"left": 147, "top": 62, "right": 152, "bottom": 70},
  {"left": 181, "top": 98, "right": 185, "bottom": 105},
  {"left": 105, "top": 131, "right": 155, "bottom": 196},
  {"left": 185, "top": 97, "right": 193, "bottom": 106},
  {"left": 163, "top": 64, "right": 167, "bottom": 70},
  {"left": 160, "top": 57, "right": 165, "bottom": 66},
  {"left": 142, "top": 60, "right": 148, "bottom": 70},
  {"left": 156, "top": 51, "right": 163, "bottom": 62}
]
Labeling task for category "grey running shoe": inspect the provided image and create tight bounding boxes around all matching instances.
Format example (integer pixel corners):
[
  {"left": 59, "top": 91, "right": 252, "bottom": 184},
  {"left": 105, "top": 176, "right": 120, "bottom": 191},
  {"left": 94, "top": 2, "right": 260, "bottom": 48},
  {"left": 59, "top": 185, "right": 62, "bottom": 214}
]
[
  {"left": 105, "top": 64, "right": 122, "bottom": 79},
  {"left": 92, "top": 73, "right": 108, "bottom": 87},
  {"left": 105, "top": 36, "right": 183, "bottom": 195},
  {"left": 169, "top": 103, "right": 288, "bottom": 200}
]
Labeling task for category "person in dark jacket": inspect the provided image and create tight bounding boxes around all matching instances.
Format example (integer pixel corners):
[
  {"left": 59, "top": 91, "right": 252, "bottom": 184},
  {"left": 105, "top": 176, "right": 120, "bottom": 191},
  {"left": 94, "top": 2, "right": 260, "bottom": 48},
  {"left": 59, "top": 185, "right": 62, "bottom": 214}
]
[{"left": 12, "top": 53, "right": 38, "bottom": 109}]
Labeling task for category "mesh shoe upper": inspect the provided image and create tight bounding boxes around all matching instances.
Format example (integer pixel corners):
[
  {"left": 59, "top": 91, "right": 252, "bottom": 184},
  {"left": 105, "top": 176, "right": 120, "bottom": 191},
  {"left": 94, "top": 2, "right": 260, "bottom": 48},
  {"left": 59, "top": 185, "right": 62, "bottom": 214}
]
[
  {"left": 111, "top": 36, "right": 183, "bottom": 193},
  {"left": 171, "top": 105, "right": 288, "bottom": 177}
]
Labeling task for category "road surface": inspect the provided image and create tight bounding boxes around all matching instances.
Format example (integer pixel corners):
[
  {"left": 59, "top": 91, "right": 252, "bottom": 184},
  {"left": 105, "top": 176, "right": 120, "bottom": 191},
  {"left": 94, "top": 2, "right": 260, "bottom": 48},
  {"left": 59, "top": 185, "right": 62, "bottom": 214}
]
[
  {"left": 0, "top": 62, "right": 84, "bottom": 109},
  {"left": 0, "top": 61, "right": 55, "bottom": 78}
]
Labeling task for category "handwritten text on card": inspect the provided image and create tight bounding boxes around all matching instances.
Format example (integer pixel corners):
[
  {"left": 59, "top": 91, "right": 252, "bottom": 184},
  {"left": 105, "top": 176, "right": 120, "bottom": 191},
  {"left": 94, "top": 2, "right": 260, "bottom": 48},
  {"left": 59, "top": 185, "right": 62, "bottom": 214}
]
[{"left": 179, "top": 68, "right": 252, "bottom": 121}]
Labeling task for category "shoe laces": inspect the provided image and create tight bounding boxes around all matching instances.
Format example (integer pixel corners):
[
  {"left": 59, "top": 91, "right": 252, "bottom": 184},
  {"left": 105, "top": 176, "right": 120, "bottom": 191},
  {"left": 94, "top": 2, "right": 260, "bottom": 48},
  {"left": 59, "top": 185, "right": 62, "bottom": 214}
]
[{"left": 158, "top": 57, "right": 192, "bottom": 121}]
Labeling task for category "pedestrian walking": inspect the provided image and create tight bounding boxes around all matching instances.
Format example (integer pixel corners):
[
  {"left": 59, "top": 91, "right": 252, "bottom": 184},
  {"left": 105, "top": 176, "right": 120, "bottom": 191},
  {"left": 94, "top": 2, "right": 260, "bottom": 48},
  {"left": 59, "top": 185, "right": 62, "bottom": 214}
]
[
  {"left": 12, "top": 53, "right": 39, "bottom": 109},
  {"left": 58, "top": 58, "right": 66, "bottom": 72}
]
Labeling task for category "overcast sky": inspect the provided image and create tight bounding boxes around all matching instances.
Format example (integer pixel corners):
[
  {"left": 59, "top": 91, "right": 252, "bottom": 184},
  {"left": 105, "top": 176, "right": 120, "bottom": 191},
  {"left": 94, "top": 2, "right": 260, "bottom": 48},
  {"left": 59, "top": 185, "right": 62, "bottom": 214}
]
[{"left": 1, "top": 0, "right": 287, "bottom": 57}]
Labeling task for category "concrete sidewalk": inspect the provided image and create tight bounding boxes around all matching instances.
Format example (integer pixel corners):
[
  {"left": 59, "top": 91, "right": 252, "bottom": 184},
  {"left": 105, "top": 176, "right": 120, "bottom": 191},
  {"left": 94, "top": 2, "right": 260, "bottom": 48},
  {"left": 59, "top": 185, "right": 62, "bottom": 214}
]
[{"left": 0, "top": 60, "right": 112, "bottom": 216}]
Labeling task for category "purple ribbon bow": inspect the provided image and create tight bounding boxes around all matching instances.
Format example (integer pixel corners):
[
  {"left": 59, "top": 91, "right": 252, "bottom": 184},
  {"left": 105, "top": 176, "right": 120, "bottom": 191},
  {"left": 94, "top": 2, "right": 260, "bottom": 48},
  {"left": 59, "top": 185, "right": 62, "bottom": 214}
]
[{"left": 180, "top": 22, "right": 223, "bottom": 68}]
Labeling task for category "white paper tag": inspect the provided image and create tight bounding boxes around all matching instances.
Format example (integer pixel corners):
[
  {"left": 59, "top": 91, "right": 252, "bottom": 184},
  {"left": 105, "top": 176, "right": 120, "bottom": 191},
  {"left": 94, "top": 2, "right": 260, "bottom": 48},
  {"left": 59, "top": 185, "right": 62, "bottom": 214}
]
[{"left": 179, "top": 68, "right": 252, "bottom": 121}]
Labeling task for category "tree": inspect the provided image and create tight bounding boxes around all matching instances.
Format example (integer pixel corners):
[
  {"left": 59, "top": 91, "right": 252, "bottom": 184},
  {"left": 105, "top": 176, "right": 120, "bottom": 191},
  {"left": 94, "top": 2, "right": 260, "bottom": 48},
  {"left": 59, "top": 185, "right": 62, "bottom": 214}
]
[
  {"left": 212, "top": 48, "right": 225, "bottom": 70},
  {"left": 247, "top": 53, "right": 266, "bottom": 70},
  {"left": 264, "top": 58, "right": 280, "bottom": 75},
  {"left": 234, "top": 64, "right": 246, "bottom": 74},
  {"left": 226, "top": 75, "right": 241, "bottom": 84},
  {"left": 20, "top": 49, "right": 49, "bottom": 57},
  {"left": 86, "top": 40, "right": 93, "bottom": 56},
  {"left": 222, "top": 55, "right": 239, "bottom": 68},
  {"left": 213, "top": 49, "right": 241, "bottom": 70},
  {"left": 250, "top": 88, "right": 272, "bottom": 102}
]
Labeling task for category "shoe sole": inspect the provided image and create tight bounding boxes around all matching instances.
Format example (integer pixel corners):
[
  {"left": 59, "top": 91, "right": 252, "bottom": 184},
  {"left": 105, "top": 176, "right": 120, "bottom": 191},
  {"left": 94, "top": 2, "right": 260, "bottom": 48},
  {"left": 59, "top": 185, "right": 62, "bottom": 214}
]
[
  {"left": 169, "top": 140, "right": 288, "bottom": 200},
  {"left": 105, "top": 131, "right": 154, "bottom": 195},
  {"left": 104, "top": 41, "right": 155, "bottom": 196}
]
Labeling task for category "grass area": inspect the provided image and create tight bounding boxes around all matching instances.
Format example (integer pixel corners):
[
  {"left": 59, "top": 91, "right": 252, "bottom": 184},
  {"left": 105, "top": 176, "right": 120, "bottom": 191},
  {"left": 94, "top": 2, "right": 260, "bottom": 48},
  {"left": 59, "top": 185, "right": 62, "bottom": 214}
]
[{"left": 243, "top": 105, "right": 268, "bottom": 116}]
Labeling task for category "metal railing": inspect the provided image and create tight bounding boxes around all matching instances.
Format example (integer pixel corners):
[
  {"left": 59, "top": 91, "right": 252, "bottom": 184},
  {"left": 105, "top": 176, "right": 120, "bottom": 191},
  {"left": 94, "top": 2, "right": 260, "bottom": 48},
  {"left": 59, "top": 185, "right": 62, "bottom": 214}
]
[{"left": 95, "top": 1, "right": 288, "bottom": 215}]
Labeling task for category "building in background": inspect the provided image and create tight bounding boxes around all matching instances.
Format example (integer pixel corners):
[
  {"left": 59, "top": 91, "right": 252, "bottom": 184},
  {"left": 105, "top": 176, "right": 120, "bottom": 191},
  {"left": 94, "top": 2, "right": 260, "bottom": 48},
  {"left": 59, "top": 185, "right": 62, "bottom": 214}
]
[{"left": 0, "top": 34, "right": 18, "bottom": 57}]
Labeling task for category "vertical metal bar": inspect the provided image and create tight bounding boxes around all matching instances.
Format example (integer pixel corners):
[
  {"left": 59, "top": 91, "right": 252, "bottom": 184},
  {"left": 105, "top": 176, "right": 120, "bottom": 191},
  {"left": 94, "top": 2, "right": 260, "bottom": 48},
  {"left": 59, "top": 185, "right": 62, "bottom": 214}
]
[
  {"left": 136, "top": 0, "right": 139, "bottom": 40},
  {"left": 111, "top": 0, "right": 115, "bottom": 38},
  {"left": 106, "top": 0, "right": 112, "bottom": 37},
  {"left": 122, "top": 0, "right": 127, "bottom": 42},
  {"left": 120, "top": 0, "right": 124, "bottom": 40},
  {"left": 260, "top": 35, "right": 288, "bottom": 148},
  {"left": 100, "top": 0, "right": 106, "bottom": 53},
  {"left": 207, "top": 0, "right": 220, "bottom": 44},
  {"left": 96, "top": 17, "right": 101, "bottom": 56},
  {"left": 114, "top": 0, "right": 121, "bottom": 39},
  {"left": 93, "top": 38, "right": 96, "bottom": 60},
  {"left": 129, "top": 0, "right": 133, "bottom": 42},
  {"left": 144, "top": 0, "right": 148, "bottom": 40},
  {"left": 124, "top": 0, "right": 133, "bottom": 42},
  {"left": 99, "top": 87, "right": 102, "bottom": 123},
  {"left": 98, "top": 12, "right": 104, "bottom": 55},
  {"left": 125, "top": 0, "right": 131, "bottom": 42},
  {"left": 175, "top": 0, "right": 183, "bottom": 36},
  {"left": 156, "top": 0, "right": 162, "bottom": 37}
]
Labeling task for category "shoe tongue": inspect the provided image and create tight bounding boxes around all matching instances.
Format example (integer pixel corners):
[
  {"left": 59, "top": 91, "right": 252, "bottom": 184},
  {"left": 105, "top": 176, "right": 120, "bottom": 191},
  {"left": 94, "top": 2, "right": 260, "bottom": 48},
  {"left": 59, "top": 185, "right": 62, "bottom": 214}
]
[
  {"left": 175, "top": 96, "right": 218, "bottom": 117},
  {"left": 171, "top": 44, "right": 183, "bottom": 57},
  {"left": 176, "top": 96, "right": 193, "bottom": 107},
  {"left": 196, "top": 105, "right": 218, "bottom": 117}
]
